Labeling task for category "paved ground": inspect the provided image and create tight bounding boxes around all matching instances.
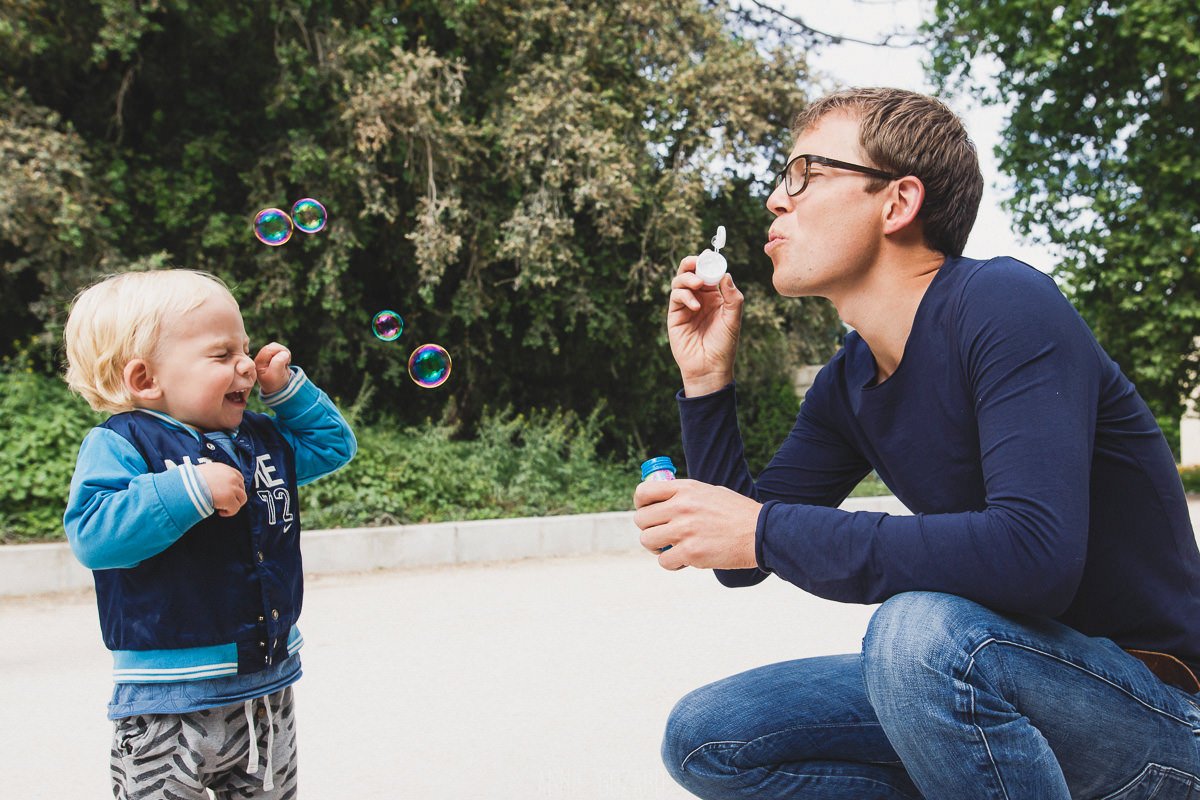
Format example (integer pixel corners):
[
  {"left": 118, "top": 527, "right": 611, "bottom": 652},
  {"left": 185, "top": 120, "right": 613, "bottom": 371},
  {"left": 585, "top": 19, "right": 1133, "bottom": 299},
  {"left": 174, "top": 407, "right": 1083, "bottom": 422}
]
[{"left": 1, "top": 551, "right": 877, "bottom": 799}]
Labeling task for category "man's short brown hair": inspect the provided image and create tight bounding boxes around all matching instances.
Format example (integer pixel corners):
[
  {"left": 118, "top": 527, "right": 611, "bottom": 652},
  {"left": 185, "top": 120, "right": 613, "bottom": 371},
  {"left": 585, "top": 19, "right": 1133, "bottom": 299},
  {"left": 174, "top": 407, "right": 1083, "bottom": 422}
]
[{"left": 792, "top": 88, "right": 983, "bottom": 257}]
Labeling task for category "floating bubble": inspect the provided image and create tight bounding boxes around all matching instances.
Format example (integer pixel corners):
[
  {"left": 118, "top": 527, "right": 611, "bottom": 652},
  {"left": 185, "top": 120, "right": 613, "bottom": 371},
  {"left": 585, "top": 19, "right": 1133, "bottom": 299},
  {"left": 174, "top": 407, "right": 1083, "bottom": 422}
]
[
  {"left": 408, "top": 344, "right": 452, "bottom": 388},
  {"left": 254, "top": 208, "right": 293, "bottom": 246},
  {"left": 371, "top": 310, "right": 404, "bottom": 342},
  {"left": 292, "top": 198, "right": 328, "bottom": 234}
]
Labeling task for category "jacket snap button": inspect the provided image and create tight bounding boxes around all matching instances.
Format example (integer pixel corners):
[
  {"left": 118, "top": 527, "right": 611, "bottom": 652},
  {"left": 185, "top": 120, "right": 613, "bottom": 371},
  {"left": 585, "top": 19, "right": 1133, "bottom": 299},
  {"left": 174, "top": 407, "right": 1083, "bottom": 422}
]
[{"left": 271, "top": 609, "right": 279, "bottom": 620}]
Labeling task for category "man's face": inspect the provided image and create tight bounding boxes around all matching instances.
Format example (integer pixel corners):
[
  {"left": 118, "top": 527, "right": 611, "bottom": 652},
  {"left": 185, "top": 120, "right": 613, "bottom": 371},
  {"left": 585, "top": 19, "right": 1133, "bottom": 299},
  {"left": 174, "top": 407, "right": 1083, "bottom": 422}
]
[{"left": 764, "top": 112, "right": 889, "bottom": 298}]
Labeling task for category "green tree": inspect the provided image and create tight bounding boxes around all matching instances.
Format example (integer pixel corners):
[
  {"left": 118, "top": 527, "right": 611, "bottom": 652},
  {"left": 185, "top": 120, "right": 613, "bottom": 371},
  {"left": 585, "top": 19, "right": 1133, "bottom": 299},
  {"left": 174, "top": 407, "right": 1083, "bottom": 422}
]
[
  {"left": 926, "top": 0, "right": 1200, "bottom": 437},
  {"left": 0, "top": 0, "right": 839, "bottom": 461}
]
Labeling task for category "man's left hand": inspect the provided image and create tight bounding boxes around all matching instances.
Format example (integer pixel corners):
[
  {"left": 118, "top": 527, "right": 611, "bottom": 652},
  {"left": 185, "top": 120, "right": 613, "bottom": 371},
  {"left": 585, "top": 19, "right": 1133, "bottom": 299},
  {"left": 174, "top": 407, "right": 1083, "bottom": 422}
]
[{"left": 633, "top": 478, "right": 762, "bottom": 571}]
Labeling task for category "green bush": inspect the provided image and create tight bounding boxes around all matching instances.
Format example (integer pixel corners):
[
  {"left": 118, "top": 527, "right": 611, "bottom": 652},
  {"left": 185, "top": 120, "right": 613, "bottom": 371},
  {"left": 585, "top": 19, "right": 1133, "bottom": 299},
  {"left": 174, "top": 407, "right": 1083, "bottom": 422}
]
[
  {"left": 738, "top": 374, "right": 802, "bottom": 476},
  {"left": 0, "top": 362, "right": 898, "bottom": 544},
  {"left": 1179, "top": 465, "right": 1200, "bottom": 495},
  {"left": 849, "top": 472, "right": 893, "bottom": 498},
  {"left": 300, "top": 406, "right": 635, "bottom": 530},
  {"left": 0, "top": 366, "right": 105, "bottom": 542},
  {"left": 0, "top": 365, "right": 636, "bottom": 542}
]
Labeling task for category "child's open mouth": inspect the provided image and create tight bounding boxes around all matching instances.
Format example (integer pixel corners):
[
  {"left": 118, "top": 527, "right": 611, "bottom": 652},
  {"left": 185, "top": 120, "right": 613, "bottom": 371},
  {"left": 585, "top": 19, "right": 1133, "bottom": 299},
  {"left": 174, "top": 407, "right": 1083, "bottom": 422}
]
[{"left": 225, "top": 390, "right": 248, "bottom": 405}]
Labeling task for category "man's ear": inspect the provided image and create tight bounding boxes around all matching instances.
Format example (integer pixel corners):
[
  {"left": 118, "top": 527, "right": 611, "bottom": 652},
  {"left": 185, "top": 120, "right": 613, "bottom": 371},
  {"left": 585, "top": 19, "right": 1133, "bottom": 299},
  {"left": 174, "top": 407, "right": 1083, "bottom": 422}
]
[
  {"left": 881, "top": 175, "right": 926, "bottom": 237},
  {"left": 123, "top": 358, "right": 162, "bottom": 401}
]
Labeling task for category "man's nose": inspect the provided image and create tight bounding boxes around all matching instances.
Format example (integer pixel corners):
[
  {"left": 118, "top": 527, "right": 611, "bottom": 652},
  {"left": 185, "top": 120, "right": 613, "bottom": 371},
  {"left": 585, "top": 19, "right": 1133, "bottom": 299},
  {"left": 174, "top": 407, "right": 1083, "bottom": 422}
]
[{"left": 765, "top": 181, "right": 791, "bottom": 216}]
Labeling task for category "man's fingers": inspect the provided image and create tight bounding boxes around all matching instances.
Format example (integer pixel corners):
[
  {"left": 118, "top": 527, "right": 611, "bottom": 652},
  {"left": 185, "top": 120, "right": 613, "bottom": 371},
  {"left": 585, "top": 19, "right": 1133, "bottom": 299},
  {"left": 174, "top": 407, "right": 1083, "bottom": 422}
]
[
  {"left": 670, "top": 269, "right": 706, "bottom": 291},
  {"left": 657, "top": 546, "right": 688, "bottom": 571},
  {"left": 637, "top": 523, "right": 675, "bottom": 553},
  {"left": 669, "top": 287, "right": 702, "bottom": 313},
  {"left": 633, "top": 477, "right": 682, "bottom": 510}
]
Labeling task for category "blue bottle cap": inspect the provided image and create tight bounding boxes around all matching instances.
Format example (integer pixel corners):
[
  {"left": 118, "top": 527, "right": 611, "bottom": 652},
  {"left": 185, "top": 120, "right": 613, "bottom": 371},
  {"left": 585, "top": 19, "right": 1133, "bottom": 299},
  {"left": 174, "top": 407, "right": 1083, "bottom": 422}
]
[{"left": 640, "top": 456, "right": 677, "bottom": 481}]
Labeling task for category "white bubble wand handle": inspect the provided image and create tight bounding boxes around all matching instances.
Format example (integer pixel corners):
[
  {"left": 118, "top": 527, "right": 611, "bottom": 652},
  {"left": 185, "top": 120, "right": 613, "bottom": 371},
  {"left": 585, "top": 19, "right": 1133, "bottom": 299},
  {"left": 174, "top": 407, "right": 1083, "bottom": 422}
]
[
  {"left": 711, "top": 225, "right": 726, "bottom": 251},
  {"left": 695, "top": 225, "right": 728, "bottom": 285}
]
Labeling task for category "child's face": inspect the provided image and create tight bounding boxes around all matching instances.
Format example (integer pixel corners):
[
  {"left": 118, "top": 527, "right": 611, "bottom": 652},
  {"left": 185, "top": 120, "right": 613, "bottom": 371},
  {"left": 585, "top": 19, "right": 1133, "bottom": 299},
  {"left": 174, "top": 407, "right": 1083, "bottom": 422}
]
[{"left": 147, "top": 294, "right": 257, "bottom": 432}]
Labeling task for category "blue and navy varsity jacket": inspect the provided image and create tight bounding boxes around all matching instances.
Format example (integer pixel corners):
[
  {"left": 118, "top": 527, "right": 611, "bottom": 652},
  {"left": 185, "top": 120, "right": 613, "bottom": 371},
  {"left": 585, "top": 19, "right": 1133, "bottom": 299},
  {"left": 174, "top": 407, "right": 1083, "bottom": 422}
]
[{"left": 64, "top": 367, "right": 356, "bottom": 683}]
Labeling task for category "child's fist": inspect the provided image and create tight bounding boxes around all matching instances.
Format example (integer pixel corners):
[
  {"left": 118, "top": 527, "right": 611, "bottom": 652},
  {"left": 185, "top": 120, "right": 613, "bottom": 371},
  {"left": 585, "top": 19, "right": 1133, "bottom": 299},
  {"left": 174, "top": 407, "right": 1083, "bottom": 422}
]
[
  {"left": 254, "top": 342, "right": 292, "bottom": 395},
  {"left": 196, "top": 462, "right": 247, "bottom": 518}
]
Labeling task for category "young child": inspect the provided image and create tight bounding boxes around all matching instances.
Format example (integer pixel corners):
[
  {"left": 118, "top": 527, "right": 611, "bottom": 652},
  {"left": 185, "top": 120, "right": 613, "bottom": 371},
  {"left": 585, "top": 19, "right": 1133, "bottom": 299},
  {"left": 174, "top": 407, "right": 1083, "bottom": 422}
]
[{"left": 62, "top": 269, "right": 356, "bottom": 798}]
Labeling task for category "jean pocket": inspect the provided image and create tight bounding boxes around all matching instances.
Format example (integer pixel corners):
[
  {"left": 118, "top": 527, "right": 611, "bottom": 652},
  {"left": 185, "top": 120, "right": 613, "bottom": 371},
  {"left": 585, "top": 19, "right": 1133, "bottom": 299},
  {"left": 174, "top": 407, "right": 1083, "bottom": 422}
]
[{"left": 1098, "top": 763, "right": 1200, "bottom": 800}]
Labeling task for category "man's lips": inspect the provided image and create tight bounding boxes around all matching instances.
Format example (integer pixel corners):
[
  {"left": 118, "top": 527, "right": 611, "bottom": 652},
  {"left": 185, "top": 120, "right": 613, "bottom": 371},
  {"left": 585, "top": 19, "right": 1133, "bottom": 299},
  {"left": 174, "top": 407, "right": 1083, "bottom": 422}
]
[{"left": 764, "top": 232, "right": 785, "bottom": 255}]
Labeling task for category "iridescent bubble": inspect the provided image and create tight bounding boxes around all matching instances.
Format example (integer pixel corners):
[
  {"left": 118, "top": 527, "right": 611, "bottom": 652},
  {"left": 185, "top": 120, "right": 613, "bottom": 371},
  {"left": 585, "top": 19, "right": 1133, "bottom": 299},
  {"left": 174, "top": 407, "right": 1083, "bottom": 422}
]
[
  {"left": 371, "top": 310, "right": 404, "bottom": 342},
  {"left": 292, "top": 198, "right": 328, "bottom": 234},
  {"left": 408, "top": 344, "right": 452, "bottom": 388},
  {"left": 254, "top": 208, "right": 293, "bottom": 246}
]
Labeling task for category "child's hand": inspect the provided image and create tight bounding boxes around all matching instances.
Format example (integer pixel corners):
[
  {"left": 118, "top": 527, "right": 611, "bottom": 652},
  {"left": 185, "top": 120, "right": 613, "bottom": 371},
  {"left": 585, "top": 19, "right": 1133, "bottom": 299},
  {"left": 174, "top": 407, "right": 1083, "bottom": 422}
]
[
  {"left": 254, "top": 342, "right": 292, "bottom": 395},
  {"left": 196, "top": 462, "right": 248, "bottom": 517}
]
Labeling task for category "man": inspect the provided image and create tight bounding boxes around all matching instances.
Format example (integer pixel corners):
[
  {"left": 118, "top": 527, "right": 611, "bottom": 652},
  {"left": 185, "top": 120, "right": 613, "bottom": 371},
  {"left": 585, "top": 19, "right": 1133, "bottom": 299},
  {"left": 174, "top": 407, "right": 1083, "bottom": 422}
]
[{"left": 634, "top": 87, "right": 1200, "bottom": 799}]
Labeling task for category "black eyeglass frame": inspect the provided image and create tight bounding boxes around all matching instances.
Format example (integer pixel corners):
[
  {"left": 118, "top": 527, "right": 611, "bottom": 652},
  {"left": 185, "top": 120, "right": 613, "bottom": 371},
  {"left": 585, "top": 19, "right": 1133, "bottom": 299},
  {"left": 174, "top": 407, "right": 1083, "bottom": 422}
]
[{"left": 776, "top": 154, "right": 902, "bottom": 197}]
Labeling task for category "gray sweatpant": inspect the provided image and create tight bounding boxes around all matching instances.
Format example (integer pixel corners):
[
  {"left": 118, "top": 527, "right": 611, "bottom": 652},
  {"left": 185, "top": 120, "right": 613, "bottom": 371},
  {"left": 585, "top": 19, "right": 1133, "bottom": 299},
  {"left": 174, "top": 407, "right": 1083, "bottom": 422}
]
[{"left": 110, "top": 686, "right": 298, "bottom": 799}]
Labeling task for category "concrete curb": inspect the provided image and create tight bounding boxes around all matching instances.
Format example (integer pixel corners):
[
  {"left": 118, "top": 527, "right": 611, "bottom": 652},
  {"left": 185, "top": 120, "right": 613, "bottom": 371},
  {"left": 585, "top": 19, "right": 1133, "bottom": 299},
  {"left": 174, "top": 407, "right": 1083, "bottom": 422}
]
[{"left": 0, "top": 496, "right": 912, "bottom": 598}]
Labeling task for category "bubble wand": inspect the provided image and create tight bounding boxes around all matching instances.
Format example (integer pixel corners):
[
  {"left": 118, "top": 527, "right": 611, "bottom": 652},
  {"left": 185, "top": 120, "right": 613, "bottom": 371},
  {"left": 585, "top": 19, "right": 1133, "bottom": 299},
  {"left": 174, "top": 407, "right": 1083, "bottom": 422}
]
[{"left": 695, "top": 225, "right": 728, "bottom": 285}]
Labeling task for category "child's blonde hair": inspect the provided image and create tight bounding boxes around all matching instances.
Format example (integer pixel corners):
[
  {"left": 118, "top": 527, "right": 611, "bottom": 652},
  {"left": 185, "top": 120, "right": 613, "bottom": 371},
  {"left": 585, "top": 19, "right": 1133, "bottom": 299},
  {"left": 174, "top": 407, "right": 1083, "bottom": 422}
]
[{"left": 64, "top": 269, "right": 236, "bottom": 413}]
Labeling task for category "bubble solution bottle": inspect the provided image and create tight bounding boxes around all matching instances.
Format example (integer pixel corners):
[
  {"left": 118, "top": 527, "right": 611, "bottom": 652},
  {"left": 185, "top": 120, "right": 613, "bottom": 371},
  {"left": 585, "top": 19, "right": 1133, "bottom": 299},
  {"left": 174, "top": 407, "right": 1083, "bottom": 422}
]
[
  {"left": 640, "top": 456, "right": 677, "bottom": 551},
  {"left": 640, "top": 456, "right": 677, "bottom": 482},
  {"left": 694, "top": 225, "right": 728, "bottom": 285}
]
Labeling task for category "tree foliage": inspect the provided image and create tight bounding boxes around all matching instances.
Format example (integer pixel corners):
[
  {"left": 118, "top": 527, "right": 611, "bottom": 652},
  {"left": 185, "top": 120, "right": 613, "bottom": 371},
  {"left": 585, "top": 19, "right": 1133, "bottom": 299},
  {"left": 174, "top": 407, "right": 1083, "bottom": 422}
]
[
  {"left": 926, "top": 0, "right": 1200, "bottom": 431},
  {"left": 0, "top": 0, "right": 839, "bottom": 461}
]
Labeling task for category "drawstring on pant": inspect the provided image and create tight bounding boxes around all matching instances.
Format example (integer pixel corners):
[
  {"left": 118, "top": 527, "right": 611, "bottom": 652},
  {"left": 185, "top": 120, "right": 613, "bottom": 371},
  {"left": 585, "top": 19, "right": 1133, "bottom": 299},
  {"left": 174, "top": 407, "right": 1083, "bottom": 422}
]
[{"left": 243, "top": 694, "right": 276, "bottom": 791}]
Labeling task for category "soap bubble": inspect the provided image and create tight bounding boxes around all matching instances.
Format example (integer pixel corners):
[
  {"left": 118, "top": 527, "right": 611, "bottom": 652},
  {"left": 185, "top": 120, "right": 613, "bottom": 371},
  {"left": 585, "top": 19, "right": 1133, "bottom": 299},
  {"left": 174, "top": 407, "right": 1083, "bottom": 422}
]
[
  {"left": 254, "top": 208, "right": 293, "bottom": 246},
  {"left": 371, "top": 310, "right": 404, "bottom": 342},
  {"left": 408, "top": 344, "right": 452, "bottom": 388},
  {"left": 292, "top": 198, "right": 328, "bottom": 234}
]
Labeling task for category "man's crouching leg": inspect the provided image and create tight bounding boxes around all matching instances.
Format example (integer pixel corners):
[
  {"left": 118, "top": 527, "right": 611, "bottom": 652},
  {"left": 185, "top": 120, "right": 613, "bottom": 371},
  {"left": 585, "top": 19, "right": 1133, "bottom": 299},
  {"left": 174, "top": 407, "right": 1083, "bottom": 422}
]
[{"left": 861, "top": 591, "right": 1200, "bottom": 800}]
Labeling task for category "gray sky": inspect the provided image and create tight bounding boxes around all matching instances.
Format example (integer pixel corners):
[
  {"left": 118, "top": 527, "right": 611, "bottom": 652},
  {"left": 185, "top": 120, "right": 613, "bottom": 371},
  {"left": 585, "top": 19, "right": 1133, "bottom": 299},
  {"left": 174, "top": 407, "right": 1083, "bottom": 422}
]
[{"left": 778, "top": 0, "right": 1060, "bottom": 271}]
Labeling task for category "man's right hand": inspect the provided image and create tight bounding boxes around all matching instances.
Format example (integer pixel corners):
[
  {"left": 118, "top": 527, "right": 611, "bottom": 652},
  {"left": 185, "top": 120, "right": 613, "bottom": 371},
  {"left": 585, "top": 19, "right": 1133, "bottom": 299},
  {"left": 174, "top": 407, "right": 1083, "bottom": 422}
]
[
  {"left": 668, "top": 255, "right": 744, "bottom": 397},
  {"left": 195, "top": 462, "right": 248, "bottom": 517}
]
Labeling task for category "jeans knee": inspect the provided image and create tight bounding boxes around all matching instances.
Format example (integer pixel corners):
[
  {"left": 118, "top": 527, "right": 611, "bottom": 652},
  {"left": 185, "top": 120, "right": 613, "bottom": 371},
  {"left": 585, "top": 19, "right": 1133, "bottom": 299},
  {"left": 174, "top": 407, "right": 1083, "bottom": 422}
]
[
  {"left": 862, "top": 592, "right": 980, "bottom": 710},
  {"left": 661, "top": 682, "right": 749, "bottom": 792},
  {"left": 661, "top": 688, "right": 708, "bottom": 782}
]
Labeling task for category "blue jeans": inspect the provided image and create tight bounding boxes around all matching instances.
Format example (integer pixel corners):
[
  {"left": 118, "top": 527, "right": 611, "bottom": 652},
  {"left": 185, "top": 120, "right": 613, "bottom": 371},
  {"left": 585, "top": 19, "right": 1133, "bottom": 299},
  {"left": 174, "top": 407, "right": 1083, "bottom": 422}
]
[{"left": 663, "top": 592, "right": 1200, "bottom": 799}]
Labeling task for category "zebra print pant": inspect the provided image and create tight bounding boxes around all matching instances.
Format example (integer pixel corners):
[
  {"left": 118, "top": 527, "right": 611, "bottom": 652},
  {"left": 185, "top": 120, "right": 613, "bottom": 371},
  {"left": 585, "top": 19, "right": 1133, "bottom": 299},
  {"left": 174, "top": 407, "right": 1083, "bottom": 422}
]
[{"left": 111, "top": 687, "right": 298, "bottom": 799}]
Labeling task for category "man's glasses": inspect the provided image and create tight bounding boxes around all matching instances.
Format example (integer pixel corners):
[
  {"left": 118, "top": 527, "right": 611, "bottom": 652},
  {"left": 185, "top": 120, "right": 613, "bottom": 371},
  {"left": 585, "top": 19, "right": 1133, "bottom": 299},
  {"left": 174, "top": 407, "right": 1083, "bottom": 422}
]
[{"left": 776, "top": 154, "right": 901, "bottom": 197}]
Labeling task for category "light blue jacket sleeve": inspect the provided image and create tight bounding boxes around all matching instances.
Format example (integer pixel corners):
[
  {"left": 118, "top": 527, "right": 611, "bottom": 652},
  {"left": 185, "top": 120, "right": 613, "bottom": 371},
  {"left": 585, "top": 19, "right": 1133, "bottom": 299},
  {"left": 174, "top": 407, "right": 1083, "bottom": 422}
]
[
  {"left": 260, "top": 367, "right": 357, "bottom": 486},
  {"left": 64, "top": 428, "right": 214, "bottom": 570}
]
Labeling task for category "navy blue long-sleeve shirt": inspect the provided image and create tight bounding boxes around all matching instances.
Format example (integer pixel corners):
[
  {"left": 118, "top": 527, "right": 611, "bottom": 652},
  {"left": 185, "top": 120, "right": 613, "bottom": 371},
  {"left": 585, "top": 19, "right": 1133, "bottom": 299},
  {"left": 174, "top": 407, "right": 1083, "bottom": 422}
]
[{"left": 679, "top": 256, "right": 1200, "bottom": 675}]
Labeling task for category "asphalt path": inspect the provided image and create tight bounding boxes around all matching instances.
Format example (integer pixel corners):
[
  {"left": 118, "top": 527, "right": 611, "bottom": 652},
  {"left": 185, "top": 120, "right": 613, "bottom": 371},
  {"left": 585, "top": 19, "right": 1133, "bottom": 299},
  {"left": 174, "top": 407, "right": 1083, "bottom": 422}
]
[
  {"left": 7, "top": 499, "right": 1200, "bottom": 798},
  {"left": 1, "top": 551, "right": 877, "bottom": 799}
]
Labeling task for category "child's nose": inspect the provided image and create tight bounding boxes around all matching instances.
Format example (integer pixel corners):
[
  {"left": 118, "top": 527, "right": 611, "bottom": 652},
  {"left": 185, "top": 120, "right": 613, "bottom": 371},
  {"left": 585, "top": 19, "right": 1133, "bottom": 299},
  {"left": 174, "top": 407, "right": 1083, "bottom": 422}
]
[{"left": 237, "top": 355, "right": 255, "bottom": 376}]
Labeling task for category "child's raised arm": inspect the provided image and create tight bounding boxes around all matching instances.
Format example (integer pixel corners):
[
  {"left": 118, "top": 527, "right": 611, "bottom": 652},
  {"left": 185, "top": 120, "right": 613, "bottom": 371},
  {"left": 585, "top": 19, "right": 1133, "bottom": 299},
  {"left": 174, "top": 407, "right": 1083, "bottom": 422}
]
[{"left": 260, "top": 366, "right": 357, "bottom": 485}]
